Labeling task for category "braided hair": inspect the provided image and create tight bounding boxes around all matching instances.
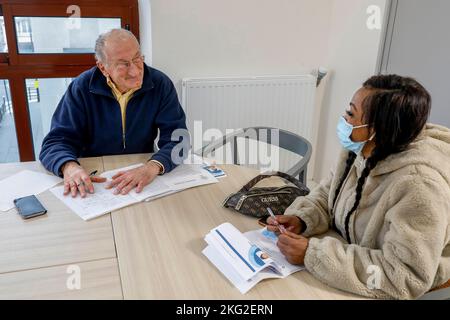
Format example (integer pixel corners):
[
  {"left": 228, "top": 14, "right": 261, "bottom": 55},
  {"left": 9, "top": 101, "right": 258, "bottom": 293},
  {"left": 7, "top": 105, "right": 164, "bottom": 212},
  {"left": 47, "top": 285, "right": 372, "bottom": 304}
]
[
  {"left": 332, "top": 75, "right": 431, "bottom": 242},
  {"left": 331, "top": 151, "right": 356, "bottom": 231}
]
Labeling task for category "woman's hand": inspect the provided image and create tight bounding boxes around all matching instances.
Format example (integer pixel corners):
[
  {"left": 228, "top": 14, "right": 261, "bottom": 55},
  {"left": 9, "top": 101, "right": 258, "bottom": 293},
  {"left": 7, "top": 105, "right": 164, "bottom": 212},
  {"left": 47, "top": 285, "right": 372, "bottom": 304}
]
[
  {"left": 266, "top": 214, "right": 304, "bottom": 235},
  {"left": 277, "top": 231, "right": 309, "bottom": 265}
]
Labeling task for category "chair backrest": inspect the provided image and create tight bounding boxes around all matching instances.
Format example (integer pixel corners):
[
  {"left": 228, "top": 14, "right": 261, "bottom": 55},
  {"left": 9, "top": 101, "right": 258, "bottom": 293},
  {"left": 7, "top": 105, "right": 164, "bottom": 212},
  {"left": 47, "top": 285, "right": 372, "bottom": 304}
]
[{"left": 197, "top": 126, "right": 312, "bottom": 184}]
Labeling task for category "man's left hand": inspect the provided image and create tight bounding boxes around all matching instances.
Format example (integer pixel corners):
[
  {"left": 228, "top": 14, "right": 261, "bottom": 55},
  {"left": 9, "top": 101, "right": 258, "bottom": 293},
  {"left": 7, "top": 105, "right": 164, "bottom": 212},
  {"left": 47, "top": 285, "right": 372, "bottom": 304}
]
[
  {"left": 277, "top": 231, "right": 309, "bottom": 265},
  {"left": 105, "top": 162, "right": 161, "bottom": 195}
]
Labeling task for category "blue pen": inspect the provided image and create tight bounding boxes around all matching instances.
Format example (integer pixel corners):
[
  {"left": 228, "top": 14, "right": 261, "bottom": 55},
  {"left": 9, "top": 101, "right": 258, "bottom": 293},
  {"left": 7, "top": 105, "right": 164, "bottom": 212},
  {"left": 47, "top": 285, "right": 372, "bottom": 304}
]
[{"left": 266, "top": 207, "right": 286, "bottom": 233}]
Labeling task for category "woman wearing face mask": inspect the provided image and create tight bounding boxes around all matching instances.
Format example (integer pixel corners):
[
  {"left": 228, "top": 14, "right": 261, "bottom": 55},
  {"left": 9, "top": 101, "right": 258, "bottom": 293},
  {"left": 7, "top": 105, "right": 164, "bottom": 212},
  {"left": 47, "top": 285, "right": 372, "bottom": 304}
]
[{"left": 266, "top": 74, "right": 450, "bottom": 299}]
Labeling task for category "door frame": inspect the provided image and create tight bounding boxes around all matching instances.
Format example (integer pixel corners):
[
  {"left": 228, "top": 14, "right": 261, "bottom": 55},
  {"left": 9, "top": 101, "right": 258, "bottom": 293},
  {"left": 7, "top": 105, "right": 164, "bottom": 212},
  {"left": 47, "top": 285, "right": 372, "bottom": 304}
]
[{"left": 376, "top": 0, "right": 398, "bottom": 74}]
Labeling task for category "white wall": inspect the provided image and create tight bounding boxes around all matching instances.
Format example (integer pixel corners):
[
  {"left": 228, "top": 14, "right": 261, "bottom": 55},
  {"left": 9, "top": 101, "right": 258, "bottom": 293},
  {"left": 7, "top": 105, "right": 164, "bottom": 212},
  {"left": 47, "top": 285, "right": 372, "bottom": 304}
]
[
  {"left": 139, "top": 0, "right": 152, "bottom": 64},
  {"left": 150, "top": 0, "right": 333, "bottom": 92},
  {"left": 145, "top": 0, "right": 387, "bottom": 181},
  {"left": 313, "top": 0, "right": 386, "bottom": 181}
]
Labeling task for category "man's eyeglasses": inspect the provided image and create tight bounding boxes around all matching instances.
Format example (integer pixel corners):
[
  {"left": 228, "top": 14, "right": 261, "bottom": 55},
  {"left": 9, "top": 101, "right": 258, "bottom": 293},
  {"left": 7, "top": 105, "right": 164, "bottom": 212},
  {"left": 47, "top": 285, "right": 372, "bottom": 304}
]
[{"left": 113, "top": 55, "right": 145, "bottom": 71}]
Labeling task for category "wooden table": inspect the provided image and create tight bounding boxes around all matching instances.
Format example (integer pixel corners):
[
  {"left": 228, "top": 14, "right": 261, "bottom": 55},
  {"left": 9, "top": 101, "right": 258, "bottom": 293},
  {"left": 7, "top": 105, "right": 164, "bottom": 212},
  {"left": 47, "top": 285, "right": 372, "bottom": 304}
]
[
  {"left": 0, "top": 154, "right": 364, "bottom": 300},
  {"left": 0, "top": 158, "right": 122, "bottom": 299}
]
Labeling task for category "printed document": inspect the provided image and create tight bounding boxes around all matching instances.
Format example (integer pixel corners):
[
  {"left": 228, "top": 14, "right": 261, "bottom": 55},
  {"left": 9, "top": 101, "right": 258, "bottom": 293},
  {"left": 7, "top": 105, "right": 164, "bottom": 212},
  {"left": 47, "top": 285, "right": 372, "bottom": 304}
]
[
  {"left": 203, "top": 223, "right": 304, "bottom": 294},
  {"left": 50, "top": 163, "right": 218, "bottom": 221}
]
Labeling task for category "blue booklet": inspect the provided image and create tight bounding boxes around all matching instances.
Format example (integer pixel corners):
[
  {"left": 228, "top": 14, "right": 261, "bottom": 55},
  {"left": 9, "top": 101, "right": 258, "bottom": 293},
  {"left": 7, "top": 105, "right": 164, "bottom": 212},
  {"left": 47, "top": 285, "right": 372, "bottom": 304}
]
[{"left": 202, "top": 164, "right": 226, "bottom": 178}]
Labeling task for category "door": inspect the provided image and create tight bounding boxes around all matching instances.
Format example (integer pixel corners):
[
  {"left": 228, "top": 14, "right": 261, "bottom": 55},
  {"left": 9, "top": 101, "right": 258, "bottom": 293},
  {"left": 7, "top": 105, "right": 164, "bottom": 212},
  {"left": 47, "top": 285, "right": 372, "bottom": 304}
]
[{"left": 379, "top": 0, "right": 450, "bottom": 128}]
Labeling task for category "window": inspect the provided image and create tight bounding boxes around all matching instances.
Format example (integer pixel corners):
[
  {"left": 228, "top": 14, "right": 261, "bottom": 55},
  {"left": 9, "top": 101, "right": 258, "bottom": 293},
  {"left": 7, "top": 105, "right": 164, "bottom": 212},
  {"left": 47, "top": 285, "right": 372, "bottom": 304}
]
[
  {"left": 0, "top": 15, "right": 7, "bottom": 53},
  {"left": 0, "top": 0, "right": 139, "bottom": 161},
  {"left": 27, "top": 77, "right": 73, "bottom": 157},
  {"left": 0, "top": 79, "right": 19, "bottom": 162},
  {"left": 14, "top": 17, "right": 121, "bottom": 54}
]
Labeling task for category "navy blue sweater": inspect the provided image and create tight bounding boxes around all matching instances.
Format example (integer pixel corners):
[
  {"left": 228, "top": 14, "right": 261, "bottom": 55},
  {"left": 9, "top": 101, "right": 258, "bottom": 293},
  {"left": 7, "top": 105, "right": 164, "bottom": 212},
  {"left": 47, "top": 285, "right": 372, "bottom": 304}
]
[{"left": 39, "top": 65, "right": 188, "bottom": 177}]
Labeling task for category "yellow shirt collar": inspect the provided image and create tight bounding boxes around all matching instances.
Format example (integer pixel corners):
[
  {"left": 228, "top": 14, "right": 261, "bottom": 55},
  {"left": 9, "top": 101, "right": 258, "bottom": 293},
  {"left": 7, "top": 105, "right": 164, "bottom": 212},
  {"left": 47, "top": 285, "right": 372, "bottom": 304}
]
[{"left": 106, "top": 76, "right": 140, "bottom": 99}]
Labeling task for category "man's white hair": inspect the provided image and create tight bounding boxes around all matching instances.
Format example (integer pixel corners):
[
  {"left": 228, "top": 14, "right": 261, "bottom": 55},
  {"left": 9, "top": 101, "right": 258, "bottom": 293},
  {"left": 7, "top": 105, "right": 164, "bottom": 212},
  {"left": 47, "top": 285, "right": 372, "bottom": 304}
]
[{"left": 95, "top": 28, "right": 140, "bottom": 63}]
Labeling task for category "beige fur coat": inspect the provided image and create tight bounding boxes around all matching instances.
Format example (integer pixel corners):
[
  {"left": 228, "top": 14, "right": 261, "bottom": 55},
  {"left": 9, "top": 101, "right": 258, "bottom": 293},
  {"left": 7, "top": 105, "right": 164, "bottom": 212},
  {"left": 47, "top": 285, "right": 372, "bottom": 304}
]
[{"left": 285, "top": 124, "right": 450, "bottom": 299}]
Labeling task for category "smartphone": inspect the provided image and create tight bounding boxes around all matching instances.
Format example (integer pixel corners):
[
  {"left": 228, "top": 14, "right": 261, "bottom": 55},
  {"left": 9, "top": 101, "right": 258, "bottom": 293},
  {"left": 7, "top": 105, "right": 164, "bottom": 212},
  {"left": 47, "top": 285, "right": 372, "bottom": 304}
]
[{"left": 14, "top": 195, "right": 47, "bottom": 219}]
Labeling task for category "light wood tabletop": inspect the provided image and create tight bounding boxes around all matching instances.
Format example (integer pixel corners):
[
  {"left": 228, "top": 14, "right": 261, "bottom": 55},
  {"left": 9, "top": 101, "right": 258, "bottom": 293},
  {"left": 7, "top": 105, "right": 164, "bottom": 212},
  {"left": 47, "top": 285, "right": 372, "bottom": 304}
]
[
  {"left": 0, "top": 157, "right": 120, "bottom": 299},
  {"left": 0, "top": 258, "right": 122, "bottom": 300},
  {"left": 102, "top": 154, "right": 364, "bottom": 300},
  {"left": 0, "top": 154, "right": 365, "bottom": 300}
]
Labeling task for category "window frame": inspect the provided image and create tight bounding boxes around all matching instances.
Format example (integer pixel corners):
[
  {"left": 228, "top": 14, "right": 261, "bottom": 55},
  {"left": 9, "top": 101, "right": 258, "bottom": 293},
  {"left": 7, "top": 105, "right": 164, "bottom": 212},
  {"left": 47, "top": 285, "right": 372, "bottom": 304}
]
[
  {"left": 0, "top": 0, "right": 139, "bottom": 161},
  {"left": 0, "top": 5, "right": 8, "bottom": 63}
]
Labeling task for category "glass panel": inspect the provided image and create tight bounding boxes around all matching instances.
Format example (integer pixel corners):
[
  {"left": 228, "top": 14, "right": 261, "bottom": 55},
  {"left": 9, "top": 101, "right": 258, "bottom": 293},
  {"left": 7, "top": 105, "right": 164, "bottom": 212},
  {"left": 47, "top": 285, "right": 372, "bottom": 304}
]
[
  {"left": 0, "top": 80, "right": 19, "bottom": 162},
  {"left": 27, "top": 78, "right": 72, "bottom": 157},
  {"left": 0, "top": 15, "right": 7, "bottom": 53},
  {"left": 15, "top": 17, "right": 121, "bottom": 54}
]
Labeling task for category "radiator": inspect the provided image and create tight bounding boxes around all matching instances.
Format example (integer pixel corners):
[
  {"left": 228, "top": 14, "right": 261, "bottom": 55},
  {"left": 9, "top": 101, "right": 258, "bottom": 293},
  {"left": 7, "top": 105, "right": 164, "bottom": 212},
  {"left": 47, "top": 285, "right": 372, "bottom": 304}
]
[{"left": 181, "top": 75, "right": 318, "bottom": 176}]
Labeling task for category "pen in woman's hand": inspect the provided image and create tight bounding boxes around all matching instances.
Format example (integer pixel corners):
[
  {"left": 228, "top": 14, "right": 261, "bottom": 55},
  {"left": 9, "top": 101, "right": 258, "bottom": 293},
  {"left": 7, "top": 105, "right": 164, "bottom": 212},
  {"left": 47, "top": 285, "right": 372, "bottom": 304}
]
[{"left": 266, "top": 207, "right": 286, "bottom": 234}]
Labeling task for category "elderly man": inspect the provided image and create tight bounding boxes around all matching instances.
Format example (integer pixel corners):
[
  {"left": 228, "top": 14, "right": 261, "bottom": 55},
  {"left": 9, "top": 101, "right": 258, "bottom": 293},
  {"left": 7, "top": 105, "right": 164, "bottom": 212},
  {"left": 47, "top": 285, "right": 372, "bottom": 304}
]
[{"left": 40, "top": 29, "right": 188, "bottom": 197}]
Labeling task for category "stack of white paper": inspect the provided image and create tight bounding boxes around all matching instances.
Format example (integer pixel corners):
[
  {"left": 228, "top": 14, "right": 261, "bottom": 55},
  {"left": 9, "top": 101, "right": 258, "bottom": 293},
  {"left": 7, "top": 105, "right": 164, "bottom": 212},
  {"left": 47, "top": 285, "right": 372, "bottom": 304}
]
[
  {"left": 203, "top": 223, "right": 304, "bottom": 294},
  {"left": 98, "top": 163, "right": 174, "bottom": 202},
  {"left": 50, "top": 163, "right": 219, "bottom": 221},
  {"left": 0, "top": 170, "right": 62, "bottom": 212}
]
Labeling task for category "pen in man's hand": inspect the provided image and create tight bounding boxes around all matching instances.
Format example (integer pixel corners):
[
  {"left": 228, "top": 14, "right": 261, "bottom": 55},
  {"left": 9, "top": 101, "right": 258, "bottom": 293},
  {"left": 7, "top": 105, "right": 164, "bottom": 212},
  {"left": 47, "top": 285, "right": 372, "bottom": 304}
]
[
  {"left": 78, "top": 170, "right": 98, "bottom": 191},
  {"left": 84, "top": 170, "right": 98, "bottom": 186},
  {"left": 266, "top": 207, "right": 286, "bottom": 234}
]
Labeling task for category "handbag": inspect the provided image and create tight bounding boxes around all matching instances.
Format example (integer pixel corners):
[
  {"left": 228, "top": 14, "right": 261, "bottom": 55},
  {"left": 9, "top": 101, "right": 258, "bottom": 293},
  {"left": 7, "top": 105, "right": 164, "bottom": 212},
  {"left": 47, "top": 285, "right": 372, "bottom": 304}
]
[{"left": 222, "top": 171, "right": 310, "bottom": 218}]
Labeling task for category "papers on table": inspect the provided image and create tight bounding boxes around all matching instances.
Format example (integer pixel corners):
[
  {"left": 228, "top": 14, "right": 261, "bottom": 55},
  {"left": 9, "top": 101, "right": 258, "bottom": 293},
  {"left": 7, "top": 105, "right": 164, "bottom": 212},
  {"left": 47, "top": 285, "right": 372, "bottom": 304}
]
[
  {"left": 0, "top": 170, "right": 62, "bottom": 212},
  {"left": 50, "top": 181, "right": 136, "bottom": 221},
  {"left": 102, "top": 162, "right": 218, "bottom": 202},
  {"left": 162, "top": 164, "right": 219, "bottom": 190},
  {"left": 203, "top": 223, "right": 304, "bottom": 294},
  {"left": 183, "top": 153, "right": 227, "bottom": 178},
  {"left": 96, "top": 163, "right": 171, "bottom": 202},
  {"left": 50, "top": 163, "right": 219, "bottom": 221}
]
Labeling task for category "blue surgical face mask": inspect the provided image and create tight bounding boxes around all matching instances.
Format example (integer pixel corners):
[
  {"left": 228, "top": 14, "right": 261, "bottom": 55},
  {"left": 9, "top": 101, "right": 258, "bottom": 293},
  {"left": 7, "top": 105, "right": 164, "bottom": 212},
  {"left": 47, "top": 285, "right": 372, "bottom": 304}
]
[{"left": 336, "top": 116, "right": 372, "bottom": 154}]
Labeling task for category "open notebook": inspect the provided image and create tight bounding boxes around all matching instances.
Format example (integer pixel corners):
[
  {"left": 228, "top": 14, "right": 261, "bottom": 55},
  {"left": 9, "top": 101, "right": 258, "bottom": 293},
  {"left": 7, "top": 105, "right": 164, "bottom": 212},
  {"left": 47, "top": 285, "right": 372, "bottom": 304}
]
[
  {"left": 50, "top": 163, "right": 218, "bottom": 221},
  {"left": 203, "top": 223, "right": 304, "bottom": 294}
]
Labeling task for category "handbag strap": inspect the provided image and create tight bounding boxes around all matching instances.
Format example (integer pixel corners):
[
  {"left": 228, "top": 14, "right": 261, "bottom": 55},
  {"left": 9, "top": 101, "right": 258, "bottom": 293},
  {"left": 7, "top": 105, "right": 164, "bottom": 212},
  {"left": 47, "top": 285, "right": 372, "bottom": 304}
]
[{"left": 239, "top": 171, "right": 305, "bottom": 192}]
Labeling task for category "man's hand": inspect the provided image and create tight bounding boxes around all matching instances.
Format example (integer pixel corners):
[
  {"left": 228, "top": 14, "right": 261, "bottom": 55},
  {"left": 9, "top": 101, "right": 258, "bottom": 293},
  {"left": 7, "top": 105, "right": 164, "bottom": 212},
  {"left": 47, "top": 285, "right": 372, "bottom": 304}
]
[
  {"left": 62, "top": 161, "right": 106, "bottom": 198},
  {"left": 105, "top": 162, "right": 160, "bottom": 195},
  {"left": 266, "top": 215, "right": 304, "bottom": 235},
  {"left": 277, "top": 231, "right": 309, "bottom": 265}
]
